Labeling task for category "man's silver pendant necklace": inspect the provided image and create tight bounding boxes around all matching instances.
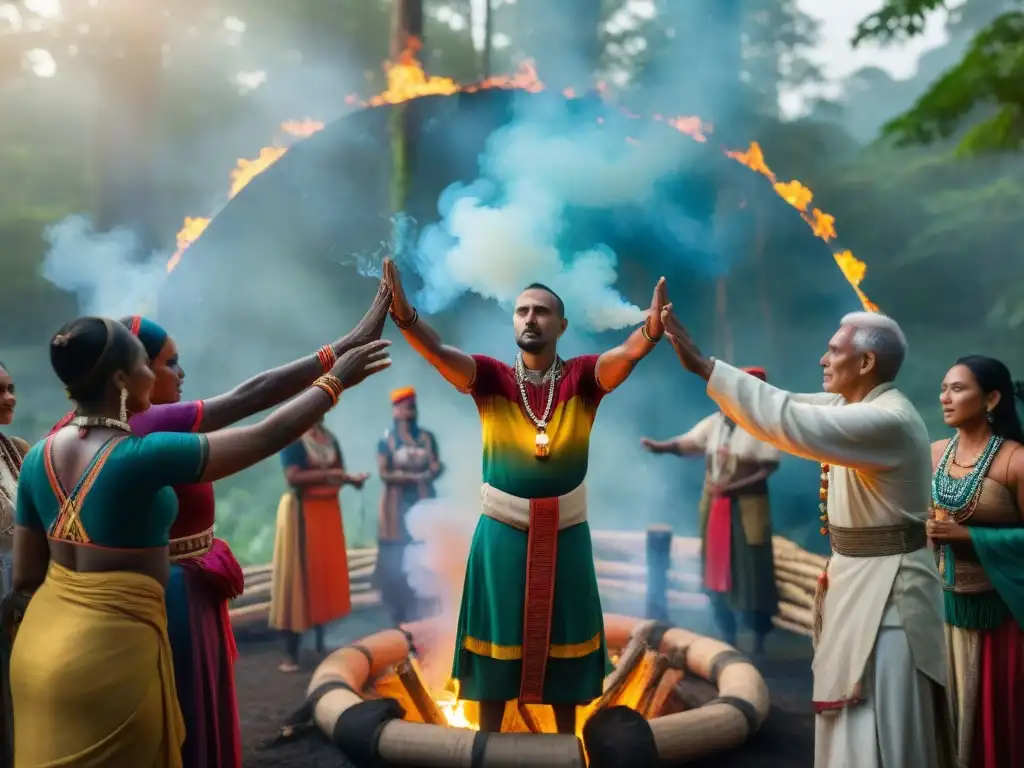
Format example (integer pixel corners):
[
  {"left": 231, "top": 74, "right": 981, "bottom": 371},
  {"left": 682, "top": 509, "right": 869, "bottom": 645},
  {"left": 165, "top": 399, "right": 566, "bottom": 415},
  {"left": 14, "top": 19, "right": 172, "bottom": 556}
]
[{"left": 515, "top": 354, "right": 562, "bottom": 460}]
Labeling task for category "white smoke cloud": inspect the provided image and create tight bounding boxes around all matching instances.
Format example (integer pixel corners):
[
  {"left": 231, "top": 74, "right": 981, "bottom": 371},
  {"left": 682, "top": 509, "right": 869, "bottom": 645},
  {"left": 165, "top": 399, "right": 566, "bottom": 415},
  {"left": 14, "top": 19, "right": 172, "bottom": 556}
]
[
  {"left": 40, "top": 215, "right": 167, "bottom": 318},
  {"left": 412, "top": 114, "right": 699, "bottom": 332}
]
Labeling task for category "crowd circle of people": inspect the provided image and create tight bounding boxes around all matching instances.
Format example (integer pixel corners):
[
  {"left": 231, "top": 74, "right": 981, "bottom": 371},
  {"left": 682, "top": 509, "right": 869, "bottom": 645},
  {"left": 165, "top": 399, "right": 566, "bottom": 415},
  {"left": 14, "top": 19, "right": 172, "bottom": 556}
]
[{"left": 0, "top": 268, "right": 1021, "bottom": 767}]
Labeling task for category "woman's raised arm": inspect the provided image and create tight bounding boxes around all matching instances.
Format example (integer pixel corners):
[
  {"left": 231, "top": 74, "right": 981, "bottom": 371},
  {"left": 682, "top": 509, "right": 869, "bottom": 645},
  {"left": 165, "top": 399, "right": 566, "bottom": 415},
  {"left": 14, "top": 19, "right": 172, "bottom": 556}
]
[
  {"left": 196, "top": 281, "right": 391, "bottom": 432},
  {"left": 200, "top": 341, "right": 391, "bottom": 483}
]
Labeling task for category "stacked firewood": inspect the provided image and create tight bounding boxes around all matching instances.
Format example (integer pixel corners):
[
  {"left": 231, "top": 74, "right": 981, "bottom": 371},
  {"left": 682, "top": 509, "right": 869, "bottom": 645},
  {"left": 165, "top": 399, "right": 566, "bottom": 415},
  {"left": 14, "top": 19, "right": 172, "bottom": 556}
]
[{"left": 228, "top": 535, "right": 823, "bottom": 636}]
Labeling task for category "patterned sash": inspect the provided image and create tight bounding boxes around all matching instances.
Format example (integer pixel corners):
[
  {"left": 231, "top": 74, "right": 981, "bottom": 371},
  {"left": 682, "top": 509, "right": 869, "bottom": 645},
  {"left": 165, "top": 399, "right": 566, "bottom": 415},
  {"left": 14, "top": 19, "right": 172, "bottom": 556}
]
[
  {"left": 43, "top": 436, "right": 126, "bottom": 543},
  {"left": 519, "top": 496, "right": 560, "bottom": 704}
]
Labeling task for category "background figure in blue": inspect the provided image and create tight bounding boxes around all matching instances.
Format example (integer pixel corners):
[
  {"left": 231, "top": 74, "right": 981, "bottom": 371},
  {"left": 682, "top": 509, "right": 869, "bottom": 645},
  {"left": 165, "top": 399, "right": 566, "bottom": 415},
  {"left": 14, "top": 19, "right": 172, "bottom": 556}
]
[{"left": 375, "top": 387, "right": 443, "bottom": 625}]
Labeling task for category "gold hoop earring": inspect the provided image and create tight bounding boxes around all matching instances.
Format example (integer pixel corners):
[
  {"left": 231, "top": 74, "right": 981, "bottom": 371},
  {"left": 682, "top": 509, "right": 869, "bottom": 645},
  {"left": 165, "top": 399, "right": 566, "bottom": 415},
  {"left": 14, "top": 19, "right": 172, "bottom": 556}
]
[{"left": 119, "top": 388, "right": 128, "bottom": 422}]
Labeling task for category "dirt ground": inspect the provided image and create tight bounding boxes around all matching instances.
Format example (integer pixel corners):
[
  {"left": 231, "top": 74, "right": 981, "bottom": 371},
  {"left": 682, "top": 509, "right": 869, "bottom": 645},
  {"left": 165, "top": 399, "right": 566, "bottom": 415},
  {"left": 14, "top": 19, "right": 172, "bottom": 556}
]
[{"left": 238, "top": 605, "right": 815, "bottom": 768}]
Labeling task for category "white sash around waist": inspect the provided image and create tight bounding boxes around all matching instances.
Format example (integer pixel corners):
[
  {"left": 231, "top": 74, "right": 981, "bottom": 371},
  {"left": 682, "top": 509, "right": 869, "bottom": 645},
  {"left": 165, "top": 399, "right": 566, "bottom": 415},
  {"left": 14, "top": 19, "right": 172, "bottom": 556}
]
[{"left": 480, "top": 482, "right": 587, "bottom": 531}]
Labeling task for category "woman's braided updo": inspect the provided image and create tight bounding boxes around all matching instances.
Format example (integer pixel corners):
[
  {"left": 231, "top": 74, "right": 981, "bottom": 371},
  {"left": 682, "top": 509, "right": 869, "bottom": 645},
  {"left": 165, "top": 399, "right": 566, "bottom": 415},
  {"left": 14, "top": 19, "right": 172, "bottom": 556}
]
[{"left": 50, "top": 317, "right": 143, "bottom": 406}]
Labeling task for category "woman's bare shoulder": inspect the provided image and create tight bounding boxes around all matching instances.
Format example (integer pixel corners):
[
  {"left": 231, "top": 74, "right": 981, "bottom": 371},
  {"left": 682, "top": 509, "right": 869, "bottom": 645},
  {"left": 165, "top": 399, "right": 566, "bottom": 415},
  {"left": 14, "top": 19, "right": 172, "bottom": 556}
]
[{"left": 1002, "top": 439, "right": 1024, "bottom": 469}]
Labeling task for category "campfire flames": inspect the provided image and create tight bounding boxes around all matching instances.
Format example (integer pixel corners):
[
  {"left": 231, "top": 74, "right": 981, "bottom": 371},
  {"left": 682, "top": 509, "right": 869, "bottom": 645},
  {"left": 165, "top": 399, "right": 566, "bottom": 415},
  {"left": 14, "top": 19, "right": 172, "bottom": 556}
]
[
  {"left": 169, "top": 37, "right": 876, "bottom": 312},
  {"left": 387, "top": 639, "right": 658, "bottom": 734},
  {"left": 387, "top": 660, "right": 657, "bottom": 735}
]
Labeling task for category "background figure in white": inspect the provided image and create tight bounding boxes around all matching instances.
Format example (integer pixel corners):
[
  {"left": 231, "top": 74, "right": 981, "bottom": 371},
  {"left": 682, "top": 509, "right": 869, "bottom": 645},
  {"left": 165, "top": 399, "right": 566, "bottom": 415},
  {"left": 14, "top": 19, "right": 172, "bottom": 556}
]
[{"left": 658, "top": 305, "right": 952, "bottom": 768}]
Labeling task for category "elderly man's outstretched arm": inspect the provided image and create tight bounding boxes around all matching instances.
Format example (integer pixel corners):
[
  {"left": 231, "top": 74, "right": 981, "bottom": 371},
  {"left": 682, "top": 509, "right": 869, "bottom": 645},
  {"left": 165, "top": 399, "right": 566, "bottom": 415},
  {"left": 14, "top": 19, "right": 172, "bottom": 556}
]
[{"left": 706, "top": 360, "right": 907, "bottom": 471}]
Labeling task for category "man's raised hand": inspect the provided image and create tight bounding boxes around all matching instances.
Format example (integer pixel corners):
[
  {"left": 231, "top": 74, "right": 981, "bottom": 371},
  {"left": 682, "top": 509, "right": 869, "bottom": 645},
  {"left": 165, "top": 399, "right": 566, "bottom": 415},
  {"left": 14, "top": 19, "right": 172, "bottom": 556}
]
[
  {"left": 382, "top": 258, "right": 415, "bottom": 326},
  {"left": 646, "top": 277, "right": 668, "bottom": 339},
  {"left": 661, "top": 304, "right": 714, "bottom": 380}
]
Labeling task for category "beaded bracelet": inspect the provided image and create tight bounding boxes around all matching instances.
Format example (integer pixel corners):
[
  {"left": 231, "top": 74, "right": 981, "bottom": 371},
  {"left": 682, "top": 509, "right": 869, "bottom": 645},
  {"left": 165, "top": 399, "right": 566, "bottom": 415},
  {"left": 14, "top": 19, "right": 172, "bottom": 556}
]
[
  {"left": 312, "top": 374, "right": 344, "bottom": 406},
  {"left": 391, "top": 307, "right": 419, "bottom": 330},
  {"left": 316, "top": 345, "right": 337, "bottom": 374}
]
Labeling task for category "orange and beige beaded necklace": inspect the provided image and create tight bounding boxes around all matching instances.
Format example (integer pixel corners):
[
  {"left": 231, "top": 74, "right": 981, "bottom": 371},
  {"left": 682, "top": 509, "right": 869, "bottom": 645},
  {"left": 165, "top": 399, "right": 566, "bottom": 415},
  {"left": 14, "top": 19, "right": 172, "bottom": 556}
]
[{"left": 812, "top": 462, "right": 831, "bottom": 641}]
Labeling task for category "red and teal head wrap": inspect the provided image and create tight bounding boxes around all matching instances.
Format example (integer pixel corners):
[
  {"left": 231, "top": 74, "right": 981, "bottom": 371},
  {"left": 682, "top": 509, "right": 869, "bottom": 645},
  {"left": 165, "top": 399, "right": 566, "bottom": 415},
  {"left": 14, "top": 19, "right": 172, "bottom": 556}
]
[{"left": 120, "top": 316, "right": 169, "bottom": 360}]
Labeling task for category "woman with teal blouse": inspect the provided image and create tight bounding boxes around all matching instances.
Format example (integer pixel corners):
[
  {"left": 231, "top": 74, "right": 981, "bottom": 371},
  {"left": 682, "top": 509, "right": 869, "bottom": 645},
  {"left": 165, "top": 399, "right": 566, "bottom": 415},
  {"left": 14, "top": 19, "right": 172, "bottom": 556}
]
[{"left": 5, "top": 315, "right": 391, "bottom": 767}]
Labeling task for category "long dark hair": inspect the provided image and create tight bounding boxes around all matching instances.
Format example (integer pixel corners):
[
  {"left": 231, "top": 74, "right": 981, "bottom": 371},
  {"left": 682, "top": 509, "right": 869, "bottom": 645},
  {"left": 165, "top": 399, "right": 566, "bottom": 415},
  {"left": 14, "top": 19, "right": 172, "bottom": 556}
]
[{"left": 955, "top": 355, "right": 1024, "bottom": 443}]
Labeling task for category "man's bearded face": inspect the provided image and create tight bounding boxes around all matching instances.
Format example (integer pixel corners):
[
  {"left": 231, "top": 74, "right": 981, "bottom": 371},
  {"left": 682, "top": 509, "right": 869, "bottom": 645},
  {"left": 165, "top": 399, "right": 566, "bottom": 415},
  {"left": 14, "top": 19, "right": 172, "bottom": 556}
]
[{"left": 513, "top": 288, "right": 566, "bottom": 354}]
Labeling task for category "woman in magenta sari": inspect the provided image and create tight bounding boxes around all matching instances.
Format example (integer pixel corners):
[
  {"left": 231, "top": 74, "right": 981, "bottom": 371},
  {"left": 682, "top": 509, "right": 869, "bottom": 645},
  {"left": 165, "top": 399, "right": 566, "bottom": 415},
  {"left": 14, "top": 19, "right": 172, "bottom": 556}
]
[
  {"left": 47, "top": 285, "right": 390, "bottom": 768},
  {"left": 928, "top": 356, "right": 1024, "bottom": 767}
]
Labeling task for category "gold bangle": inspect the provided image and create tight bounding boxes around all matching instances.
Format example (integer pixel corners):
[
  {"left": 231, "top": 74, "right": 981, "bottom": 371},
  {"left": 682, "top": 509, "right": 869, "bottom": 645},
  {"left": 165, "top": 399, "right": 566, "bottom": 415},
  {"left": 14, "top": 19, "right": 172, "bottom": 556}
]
[
  {"left": 641, "top": 324, "right": 661, "bottom": 344},
  {"left": 391, "top": 307, "right": 419, "bottom": 330},
  {"left": 312, "top": 374, "right": 344, "bottom": 406}
]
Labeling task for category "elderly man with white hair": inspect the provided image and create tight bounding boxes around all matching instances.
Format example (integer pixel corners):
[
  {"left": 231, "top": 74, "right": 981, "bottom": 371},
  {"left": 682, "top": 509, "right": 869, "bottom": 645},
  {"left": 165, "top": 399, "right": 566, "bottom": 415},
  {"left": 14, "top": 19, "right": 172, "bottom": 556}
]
[{"left": 659, "top": 307, "right": 952, "bottom": 768}]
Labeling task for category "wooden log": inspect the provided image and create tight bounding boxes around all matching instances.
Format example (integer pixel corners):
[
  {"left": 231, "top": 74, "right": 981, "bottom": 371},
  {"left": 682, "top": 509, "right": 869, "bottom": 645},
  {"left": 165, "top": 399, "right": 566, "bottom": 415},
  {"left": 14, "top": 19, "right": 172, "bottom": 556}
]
[
  {"left": 772, "top": 615, "right": 812, "bottom": 637},
  {"left": 773, "top": 558, "right": 823, "bottom": 581},
  {"left": 776, "top": 581, "right": 814, "bottom": 610},
  {"left": 231, "top": 533, "right": 827, "bottom": 638},
  {"left": 590, "top": 531, "right": 701, "bottom": 562},
  {"left": 771, "top": 536, "right": 827, "bottom": 568},
  {"left": 645, "top": 668, "right": 685, "bottom": 718},
  {"left": 774, "top": 568, "right": 818, "bottom": 592},
  {"left": 776, "top": 600, "right": 813, "bottom": 629},
  {"left": 593, "top": 560, "right": 699, "bottom": 589},
  {"left": 394, "top": 659, "right": 448, "bottom": 726},
  {"left": 596, "top": 577, "right": 708, "bottom": 609},
  {"left": 229, "top": 589, "right": 382, "bottom": 628}
]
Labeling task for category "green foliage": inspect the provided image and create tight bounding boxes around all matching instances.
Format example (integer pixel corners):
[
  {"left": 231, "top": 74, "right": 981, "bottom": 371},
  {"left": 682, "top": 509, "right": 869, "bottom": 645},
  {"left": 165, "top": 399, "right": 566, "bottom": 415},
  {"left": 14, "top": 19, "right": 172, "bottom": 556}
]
[
  {"left": 855, "top": 2, "right": 1024, "bottom": 154},
  {"left": 882, "top": 12, "right": 1024, "bottom": 154},
  {"left": 853, "top": 0, "right": 949, "bottom": 44}
]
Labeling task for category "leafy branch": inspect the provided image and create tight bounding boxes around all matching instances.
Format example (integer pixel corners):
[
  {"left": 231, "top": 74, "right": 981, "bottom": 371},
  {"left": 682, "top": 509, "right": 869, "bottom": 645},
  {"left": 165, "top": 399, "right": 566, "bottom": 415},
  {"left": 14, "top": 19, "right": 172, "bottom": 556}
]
[
  {"left": 855, "top": 5, "right": 1024, "bottom": 154},
  {"left": 881, "top": 12, "right": 1024, "bottom": 153}
]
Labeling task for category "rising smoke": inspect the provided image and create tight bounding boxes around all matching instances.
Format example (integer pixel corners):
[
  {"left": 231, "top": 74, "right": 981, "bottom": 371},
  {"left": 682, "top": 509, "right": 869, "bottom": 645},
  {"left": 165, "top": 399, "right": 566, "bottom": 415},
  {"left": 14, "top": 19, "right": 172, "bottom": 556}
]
[
  {"left": 408, "top": 113, "right": 705, "bottom": 332},
  {"left": 41, "top": 216, "right": 168, "bottom": 319}
]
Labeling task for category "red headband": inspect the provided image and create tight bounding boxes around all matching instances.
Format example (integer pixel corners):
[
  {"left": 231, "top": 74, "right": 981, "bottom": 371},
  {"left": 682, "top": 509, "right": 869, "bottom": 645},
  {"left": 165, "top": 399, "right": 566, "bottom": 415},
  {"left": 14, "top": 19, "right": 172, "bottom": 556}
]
[{"left": 128, "top": 315, "right": 142, "bottom": 336}]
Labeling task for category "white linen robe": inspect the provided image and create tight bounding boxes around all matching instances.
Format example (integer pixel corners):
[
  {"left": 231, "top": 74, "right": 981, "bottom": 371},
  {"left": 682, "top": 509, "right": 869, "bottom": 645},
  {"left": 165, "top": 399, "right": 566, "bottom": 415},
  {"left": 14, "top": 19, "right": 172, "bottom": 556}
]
[{"left": 706, "top": 361, "right": 951, "bottom": 768}]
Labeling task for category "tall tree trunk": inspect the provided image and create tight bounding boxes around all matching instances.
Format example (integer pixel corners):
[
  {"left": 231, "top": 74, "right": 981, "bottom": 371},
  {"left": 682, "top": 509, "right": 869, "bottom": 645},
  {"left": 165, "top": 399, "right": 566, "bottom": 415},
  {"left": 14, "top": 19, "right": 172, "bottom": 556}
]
[
  {"left": 481, "top": 0, "right": 494, "bottom": 78},
  {"left": 389, "top": 0, "right": 424, "bottom": 257},
  {"left": 390, "top": 0, "right": 424, "bottom": 60},
  {"left": 93, "top": 4, "right": 163, "bottom": 256}
]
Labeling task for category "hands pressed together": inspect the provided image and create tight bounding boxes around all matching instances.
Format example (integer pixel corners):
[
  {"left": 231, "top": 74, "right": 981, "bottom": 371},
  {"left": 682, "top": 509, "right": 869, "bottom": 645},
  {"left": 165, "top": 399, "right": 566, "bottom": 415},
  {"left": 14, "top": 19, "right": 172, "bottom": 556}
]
[
  {"left": 325, "top": 258, "right": 410, "bottom": 391},
  {"left": 650, "top": 279, "right": 716, "bottom": 381}
]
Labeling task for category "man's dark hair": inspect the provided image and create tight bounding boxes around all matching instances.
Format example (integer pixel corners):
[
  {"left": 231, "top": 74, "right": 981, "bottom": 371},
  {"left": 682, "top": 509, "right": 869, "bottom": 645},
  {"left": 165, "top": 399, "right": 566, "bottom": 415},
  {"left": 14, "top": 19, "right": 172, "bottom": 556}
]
[{"left": 522, "top": 283, "right": 565, "bottom": 318}]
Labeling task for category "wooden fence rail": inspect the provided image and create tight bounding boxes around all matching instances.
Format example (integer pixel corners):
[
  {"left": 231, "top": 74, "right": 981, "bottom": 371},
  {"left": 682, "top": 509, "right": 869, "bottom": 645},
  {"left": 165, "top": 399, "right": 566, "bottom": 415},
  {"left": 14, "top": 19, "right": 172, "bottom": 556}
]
[{"left": 229, "top": 533, "right": 822, "bottom": 636}]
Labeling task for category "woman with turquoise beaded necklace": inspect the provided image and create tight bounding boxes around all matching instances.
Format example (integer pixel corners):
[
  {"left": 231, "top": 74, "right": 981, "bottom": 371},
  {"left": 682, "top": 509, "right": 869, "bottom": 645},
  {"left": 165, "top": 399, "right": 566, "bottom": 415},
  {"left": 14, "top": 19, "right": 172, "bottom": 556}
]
[{"left": 927, "top": 355, "right": 1024, "bottom": 768}]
